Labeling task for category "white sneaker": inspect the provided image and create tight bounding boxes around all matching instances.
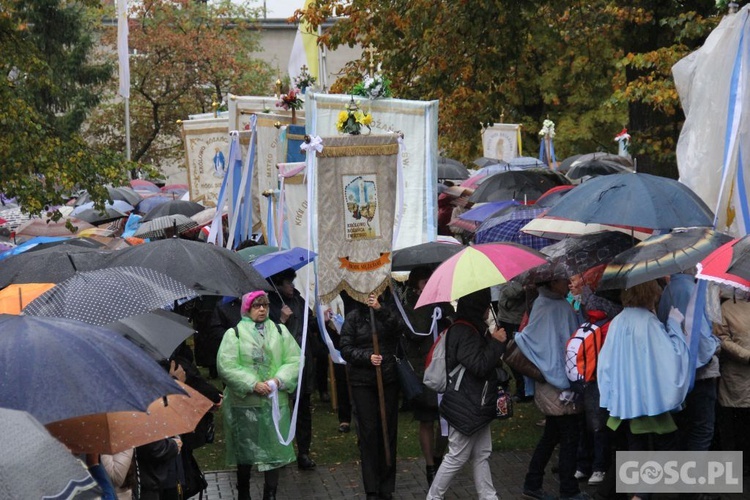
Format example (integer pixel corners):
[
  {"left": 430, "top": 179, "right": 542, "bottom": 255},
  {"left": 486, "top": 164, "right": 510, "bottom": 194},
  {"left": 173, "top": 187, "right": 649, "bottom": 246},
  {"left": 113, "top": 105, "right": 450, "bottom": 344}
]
[
  {"left": 588, "top": 471, "right": 606, "bottom": 485},
  {"left": 574, "top": 470, "right": 588, "bottom": 480}
]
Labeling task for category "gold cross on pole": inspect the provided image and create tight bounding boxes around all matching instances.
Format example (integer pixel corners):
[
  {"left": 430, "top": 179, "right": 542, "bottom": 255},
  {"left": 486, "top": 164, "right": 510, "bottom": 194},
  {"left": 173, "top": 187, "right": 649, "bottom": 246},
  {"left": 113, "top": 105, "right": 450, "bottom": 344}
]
[{"left": 365, "top": 43, "right": 379, "bottom": 78}]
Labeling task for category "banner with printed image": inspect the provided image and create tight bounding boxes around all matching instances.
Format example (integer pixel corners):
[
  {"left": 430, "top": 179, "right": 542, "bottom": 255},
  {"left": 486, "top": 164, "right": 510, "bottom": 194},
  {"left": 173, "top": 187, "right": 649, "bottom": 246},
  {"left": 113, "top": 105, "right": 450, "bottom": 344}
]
[{"left": 181, "top": 117, "right": 229, "bottom": 206}]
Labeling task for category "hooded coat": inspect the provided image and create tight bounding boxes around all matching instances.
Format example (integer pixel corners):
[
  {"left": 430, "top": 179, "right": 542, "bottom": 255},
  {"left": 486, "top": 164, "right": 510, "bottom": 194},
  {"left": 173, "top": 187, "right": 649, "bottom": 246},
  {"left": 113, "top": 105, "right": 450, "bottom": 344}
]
[{"left": 439, "top": 288, "right": 506, "bottom": 435}]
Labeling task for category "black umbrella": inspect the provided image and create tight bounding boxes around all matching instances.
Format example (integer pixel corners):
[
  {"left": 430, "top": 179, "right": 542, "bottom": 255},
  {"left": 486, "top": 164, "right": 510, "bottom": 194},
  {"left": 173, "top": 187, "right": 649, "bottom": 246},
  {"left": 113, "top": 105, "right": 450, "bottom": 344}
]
[
  {"left": 142, "top": 200, "right": 205, "bottom": 222},
  {"left": 71, "top": 207, "right": 128, "bottom": 224},
  {"left": 95, "top": 237, "right": 270, "bottom": 296},
  {"left": 22, "top": 266, "right": 198, "bottom": 326},
  {"left": 437, "top": 158, "right": 470, "bottom": 180},
  {"left": 523, "top": 231, "right": 636, "bottom": 283},
  {"left": 598, "top": 227, "right": 733, "bottom": 290},
  {"left": 107, "top": 309, "right": 195, "bottom": 360},
  {"left": 133, "top": 214, "right": 199, "bottom": 240},
  {"left": 468, "top": 168, "right": 571, "bottom": 203},
  {"left": 566, "top": 159, "right": 633, "bottom": 180},
  {"left": 556, "top": 154, "right": 583, "bottom": 174},
  {"left": 391, "top": 241, "right": 466, "bottom": 271},
  {"left": 570, "top": 152, "right": 633, "bottom": 169},
  {"left": 0, "top": 245, "right": 109, "bottom": 289},
  {"left": 75, "top": 186, "right": 143, "bottom": 207}
]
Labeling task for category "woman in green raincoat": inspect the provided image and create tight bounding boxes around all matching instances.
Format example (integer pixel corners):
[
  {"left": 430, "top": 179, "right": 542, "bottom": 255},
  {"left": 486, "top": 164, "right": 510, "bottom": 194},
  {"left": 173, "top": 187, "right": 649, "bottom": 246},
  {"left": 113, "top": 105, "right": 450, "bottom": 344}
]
[{"left": 217, "top": 290, "right": 301, "bottom": 500}]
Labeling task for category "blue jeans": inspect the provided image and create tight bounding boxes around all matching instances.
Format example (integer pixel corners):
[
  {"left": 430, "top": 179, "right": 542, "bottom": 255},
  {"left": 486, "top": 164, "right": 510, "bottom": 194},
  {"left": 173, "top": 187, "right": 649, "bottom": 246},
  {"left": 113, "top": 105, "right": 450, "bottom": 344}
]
[{"left": 524, "top": 414, "right": 581, "bottom": 497}]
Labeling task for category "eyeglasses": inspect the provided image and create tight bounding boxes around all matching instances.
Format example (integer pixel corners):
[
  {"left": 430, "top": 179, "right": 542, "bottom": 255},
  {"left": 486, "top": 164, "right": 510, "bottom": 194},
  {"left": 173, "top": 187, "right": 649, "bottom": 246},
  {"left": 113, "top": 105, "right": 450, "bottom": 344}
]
[{"left": 251, "top": 302, "right": 270, "bottom": 309}]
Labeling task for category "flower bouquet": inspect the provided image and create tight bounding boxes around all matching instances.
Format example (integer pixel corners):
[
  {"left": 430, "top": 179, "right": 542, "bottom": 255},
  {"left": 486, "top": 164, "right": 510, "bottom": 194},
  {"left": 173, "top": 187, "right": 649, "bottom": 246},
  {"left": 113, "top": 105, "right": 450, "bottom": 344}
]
[
  {"left": 276, "top": 88, "right": 304, "bottom": 111},
  {"left": 337, "top": 99, "right": 372, "bottom": 135},
  {"left": 352, "top": 73, "right": 393, "bottom": 99}
]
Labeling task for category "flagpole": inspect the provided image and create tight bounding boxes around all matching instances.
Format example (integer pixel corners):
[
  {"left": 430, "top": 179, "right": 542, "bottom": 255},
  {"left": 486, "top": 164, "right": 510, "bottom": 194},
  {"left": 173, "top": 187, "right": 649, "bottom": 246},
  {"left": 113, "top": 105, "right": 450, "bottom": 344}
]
[{"left": 125, "top": 97, "right": 131, "bottom": 162}]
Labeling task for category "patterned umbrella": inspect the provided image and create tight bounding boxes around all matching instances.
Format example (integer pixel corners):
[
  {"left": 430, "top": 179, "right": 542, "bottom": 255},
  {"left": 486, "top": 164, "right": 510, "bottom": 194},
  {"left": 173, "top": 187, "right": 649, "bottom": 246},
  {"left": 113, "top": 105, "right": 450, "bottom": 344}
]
[
  {"left": 22, "top": 266, "right": 198, "bottom": 326},
  {"left": 46, "top": 381, "right": 213, "bottom": 455},
  {"left": 0, "top": 314, "right": 186, "bottom": 424},
  {"left": 474, "top": 206, "right": 555, "bottom": 250},
  {"left": 0, "top": 408, "right": 98, "bottom": 499},
  {"left": 415, "top": 243, "right": 548, "bottom": 307},
  {"left": 133, "top": 214, "right": 198, "bottom": 240},
  {"left": 599, "top": 228, "right": 733, "bottom": 290}
]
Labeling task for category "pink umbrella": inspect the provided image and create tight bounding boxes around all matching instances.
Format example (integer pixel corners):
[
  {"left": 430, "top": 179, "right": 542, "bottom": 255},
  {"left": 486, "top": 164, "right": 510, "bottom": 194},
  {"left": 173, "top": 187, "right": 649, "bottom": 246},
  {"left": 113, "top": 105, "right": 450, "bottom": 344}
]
[
  {"left": 415, "top": 243, "right": 548, "bottom": 308},
  {"left": 130, "top": 179, "right": 160, "bottom": 193}
]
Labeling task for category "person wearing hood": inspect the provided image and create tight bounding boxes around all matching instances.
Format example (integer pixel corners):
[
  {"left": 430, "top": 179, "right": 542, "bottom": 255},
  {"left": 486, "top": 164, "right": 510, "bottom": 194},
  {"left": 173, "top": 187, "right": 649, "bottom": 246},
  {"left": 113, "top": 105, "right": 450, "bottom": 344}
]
[
  {"left": 516, "top": 279, "right": 584, "bottom": 500},
  {"left": 216, "top": 291, "right": 301, "bottom": 500},
  {"left": 426, "top": 287, "right": 507, "bottom": 500}
]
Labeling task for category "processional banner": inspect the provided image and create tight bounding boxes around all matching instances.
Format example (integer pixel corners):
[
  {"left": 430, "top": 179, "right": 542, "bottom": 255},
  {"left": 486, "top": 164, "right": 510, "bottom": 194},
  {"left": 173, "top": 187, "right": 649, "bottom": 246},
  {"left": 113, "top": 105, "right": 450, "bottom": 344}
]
[
  {"left": 306, "top": 93, "right": 438, "bottom": 250},
  {"left": 181, "top": 117, "right": 229, "bottom": 206},
  {"left": 482, "top": 123, "right": 521, "bottom": 162},
  {"left": 315, "top": 135, "right": 400, "bottom": 304}
]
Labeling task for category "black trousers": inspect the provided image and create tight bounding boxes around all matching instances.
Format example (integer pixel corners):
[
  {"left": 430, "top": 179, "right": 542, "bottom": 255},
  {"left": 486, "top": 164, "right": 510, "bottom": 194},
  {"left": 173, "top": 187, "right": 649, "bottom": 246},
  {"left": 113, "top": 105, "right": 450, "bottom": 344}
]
[
  {"left": 350, "top": 381, "right": 399, "bottom": 496},
  {"left": 334, "top": 363, "right": 352, "bottom": 424},
  {"left": 293, "top": 392, "right": 312, "bottom": 455}
]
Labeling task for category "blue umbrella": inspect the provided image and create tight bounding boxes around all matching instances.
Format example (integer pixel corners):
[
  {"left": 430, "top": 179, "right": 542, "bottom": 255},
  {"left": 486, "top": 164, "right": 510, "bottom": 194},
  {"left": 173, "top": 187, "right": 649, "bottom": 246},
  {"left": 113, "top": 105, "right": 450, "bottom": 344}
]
[
  {"left": 474, "top": 207, "right": 556, "bottom": 250},
  {"left": 251, "top": 247, "right": 317, "bottom": 278},
  {"left": 0, "top": 314, "right": 186, "bottom": 424},
  {"left": 544, "top": 173, "right": 714, "bottom": 230}
]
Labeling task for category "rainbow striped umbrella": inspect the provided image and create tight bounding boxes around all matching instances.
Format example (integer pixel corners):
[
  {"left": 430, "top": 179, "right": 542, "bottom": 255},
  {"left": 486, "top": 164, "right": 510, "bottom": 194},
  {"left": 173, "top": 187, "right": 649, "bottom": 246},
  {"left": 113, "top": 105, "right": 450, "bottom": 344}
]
[{"left": 415, "top": 243, "right": 548, "bottom": 308}]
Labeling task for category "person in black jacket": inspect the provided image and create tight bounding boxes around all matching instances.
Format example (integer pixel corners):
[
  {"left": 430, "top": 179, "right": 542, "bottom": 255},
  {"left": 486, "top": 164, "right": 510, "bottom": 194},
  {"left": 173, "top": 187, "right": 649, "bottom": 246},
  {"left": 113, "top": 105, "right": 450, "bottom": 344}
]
[
  {"left": 339, "top": 290, "right": 405, "bottom": 500},
  {"left": 426, "top": 287, "right": 507, "bottom": 500},
  {"left": 135, "top": 437, "right": 184, "bottom": 500}
]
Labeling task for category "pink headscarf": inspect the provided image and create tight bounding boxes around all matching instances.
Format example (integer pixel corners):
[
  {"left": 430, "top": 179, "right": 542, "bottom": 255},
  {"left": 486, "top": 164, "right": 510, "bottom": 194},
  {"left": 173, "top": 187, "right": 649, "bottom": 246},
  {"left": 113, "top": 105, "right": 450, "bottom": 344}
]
[{"left": 241, "top": 291, "right": 268, "bottom": 316}]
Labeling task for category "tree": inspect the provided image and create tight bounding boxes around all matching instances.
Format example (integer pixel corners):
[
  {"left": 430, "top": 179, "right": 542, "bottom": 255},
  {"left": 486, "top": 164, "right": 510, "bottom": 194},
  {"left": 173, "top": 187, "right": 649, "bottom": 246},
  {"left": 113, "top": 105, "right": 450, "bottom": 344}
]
[
  {"left": 87, "top": 0, "right": 274, "bottom": 170},
  {"left": 0, "top": 0, "right": 128, "bottom": 214},
  {"left": 296, "top": 0, "right": 724, "bottom": 174}
]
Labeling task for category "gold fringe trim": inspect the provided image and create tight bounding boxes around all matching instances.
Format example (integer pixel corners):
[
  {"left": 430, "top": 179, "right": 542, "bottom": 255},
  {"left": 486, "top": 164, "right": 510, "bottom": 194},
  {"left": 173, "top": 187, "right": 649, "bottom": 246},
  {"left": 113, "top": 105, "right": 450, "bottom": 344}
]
[
  {"left": 319, "top": 279, "right": 391, "bottom": 306},
  {"left": 287, "top": 133, "right": 306, "bottom": 141},
  {"left": 317, "top": 143, "right": 399, "bottom": 158},
  {"left": 182, "top": 126, "right": 228, "bottom": 136}
]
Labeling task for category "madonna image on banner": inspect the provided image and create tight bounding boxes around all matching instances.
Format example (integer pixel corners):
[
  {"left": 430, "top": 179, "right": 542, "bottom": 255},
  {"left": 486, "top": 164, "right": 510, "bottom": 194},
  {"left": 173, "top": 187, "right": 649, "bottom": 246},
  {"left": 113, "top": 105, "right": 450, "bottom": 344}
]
[{"left": 343, "top": 174, "right": 380, "bottom": 240}]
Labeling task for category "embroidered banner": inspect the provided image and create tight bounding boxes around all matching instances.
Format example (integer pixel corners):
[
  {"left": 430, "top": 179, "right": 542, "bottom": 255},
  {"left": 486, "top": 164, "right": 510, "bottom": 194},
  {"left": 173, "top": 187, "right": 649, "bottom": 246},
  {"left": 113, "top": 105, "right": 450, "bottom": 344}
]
[
  {"left": 482, "top": 123, "right": 521, "bottom": 162},
  {"left": 181, "top": 117, "right": 229, "bottom": 206},
  {"left": 316, "top": 134, "right": 399, "bottom": 304},
  {"left": 307, "top": 93, "right": 438, "bottom": 250}
]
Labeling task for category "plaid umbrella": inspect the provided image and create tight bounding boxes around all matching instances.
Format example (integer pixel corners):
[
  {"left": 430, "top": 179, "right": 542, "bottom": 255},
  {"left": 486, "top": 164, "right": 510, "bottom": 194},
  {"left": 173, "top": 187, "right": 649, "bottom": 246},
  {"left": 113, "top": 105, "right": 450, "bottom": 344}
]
[
  {"left": 133, "top": 214, "right": 198, "bottom": 240},
  {"left": 474, "top": 207, "right": 555, "bottom": 250}
]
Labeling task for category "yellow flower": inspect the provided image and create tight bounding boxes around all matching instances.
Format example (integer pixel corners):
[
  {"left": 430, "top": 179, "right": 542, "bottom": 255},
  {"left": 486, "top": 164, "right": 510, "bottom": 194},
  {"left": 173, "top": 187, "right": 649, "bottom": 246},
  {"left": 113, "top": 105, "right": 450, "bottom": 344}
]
[
  {"left": 354, "top": 111, "right": 365, "bottom": 124},
  {"left": 361, "top": 113, "right": 373, "bottom": 126}
]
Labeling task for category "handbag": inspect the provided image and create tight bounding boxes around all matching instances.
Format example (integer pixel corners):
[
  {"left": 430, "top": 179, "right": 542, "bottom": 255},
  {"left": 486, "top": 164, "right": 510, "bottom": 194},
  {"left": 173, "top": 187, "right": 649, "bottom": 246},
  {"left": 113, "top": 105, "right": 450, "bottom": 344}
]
[
  {"left": 395, "top": 338, "right": 424, "bottom": 401},
  {"left": 502, "top": 339, "right": 545, "bottom": 383},
  {"left": 495, "top": 388, "right": 513, "bottom": 420}
]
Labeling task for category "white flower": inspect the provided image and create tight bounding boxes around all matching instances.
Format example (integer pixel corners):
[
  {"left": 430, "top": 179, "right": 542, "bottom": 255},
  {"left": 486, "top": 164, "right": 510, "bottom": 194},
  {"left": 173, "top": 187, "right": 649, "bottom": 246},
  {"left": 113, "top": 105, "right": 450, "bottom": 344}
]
[{"left": 538, "top": 119, "right": 556, "bottom": 138}]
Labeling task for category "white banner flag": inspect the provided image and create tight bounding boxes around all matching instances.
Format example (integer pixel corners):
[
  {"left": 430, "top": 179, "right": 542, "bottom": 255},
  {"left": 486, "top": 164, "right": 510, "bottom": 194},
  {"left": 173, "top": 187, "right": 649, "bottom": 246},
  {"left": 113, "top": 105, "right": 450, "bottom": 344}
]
[{"left": 482, "top": 123, "right": 521, "bottom": 162}]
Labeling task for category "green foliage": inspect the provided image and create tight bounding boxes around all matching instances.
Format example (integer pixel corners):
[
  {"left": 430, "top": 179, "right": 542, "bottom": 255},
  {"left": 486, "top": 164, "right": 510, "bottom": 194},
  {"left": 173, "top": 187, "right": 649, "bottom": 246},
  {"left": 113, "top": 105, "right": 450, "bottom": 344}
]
[
  {"left": 86, "top": 0, "right": 274, "bottom": 169},
  {"left": 0, "top": 0, "right": 129, "bottom": 212}
]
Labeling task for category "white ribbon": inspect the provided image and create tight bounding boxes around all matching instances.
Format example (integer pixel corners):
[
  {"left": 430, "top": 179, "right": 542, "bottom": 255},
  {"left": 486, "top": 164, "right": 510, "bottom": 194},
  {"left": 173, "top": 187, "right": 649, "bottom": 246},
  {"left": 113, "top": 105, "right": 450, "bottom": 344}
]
[{"left": 300, "top": 135, "right": 324, "bottom": 154}]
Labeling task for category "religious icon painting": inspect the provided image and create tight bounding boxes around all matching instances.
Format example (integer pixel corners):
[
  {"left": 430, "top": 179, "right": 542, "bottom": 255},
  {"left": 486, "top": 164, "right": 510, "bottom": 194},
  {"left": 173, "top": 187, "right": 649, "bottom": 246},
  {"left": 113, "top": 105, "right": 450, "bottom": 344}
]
[{"left": 343, "top": 174, "right": 380, "bottom": 240}]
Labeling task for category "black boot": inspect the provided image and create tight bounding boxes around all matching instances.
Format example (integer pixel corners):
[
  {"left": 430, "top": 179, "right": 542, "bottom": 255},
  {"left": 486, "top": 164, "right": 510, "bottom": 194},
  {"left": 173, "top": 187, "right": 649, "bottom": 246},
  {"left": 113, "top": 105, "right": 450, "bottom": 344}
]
[
  {"left": 262, "top": 483, "right": 277, "bottom": 500},
  {"left": 236, "top": 464, "right": 252, "bottom": 500},
  {"left": 426, "top": 464, "right": 438, "bottom": 486}
]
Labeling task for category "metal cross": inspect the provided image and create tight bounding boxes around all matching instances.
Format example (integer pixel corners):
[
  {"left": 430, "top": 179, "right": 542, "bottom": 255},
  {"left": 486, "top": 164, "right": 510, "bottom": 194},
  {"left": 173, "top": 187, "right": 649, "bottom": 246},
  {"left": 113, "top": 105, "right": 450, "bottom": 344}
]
[{"left": 365, "top": 43, "right": 379, "bottom": 78}]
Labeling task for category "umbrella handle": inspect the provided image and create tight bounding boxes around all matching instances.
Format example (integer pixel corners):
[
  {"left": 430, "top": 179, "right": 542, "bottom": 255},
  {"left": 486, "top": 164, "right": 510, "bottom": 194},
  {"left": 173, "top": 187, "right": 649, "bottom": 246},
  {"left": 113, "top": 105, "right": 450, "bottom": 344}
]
[{"left": 269, "top": 279, "right": 286, "bottom": 307}]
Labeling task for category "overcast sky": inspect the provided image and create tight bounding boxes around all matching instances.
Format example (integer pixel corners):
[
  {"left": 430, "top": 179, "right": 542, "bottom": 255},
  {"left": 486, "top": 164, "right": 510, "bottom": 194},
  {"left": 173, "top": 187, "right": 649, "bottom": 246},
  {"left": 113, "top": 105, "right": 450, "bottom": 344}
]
[{"left": 260, "top": 0, "right": 304, "bottom": 19}]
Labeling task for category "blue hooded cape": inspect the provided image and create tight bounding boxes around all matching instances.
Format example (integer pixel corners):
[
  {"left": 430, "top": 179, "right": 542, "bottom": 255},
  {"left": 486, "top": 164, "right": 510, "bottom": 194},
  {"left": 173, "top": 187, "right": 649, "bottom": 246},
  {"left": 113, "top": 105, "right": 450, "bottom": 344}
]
[
  {"left": 515, "top": 287, "right": 581, "bottom": 390},
  {"left": 597, "top": 307, "right": 690, "bottom": 419}
]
